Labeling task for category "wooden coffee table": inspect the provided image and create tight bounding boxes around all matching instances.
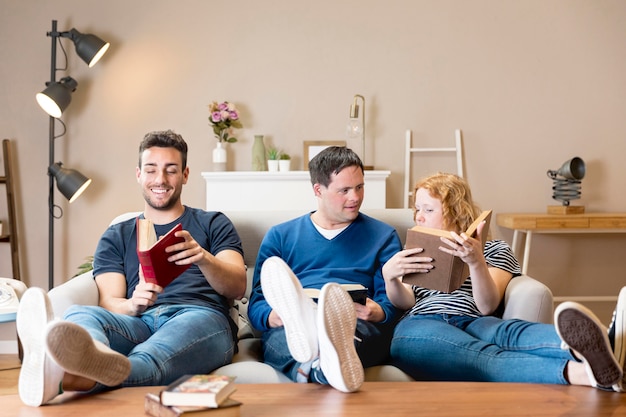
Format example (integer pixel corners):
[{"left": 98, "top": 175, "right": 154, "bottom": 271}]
[{"left": 2, "top": 381, "right": 624, "bottom": 416}]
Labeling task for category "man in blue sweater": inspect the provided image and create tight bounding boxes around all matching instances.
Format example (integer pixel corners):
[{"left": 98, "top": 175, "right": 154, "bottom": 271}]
[{"left": 247, "top": 146, "right": 402, "bottom": 392}]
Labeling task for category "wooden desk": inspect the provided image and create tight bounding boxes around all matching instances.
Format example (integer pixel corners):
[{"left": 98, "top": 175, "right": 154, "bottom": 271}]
[
  {"left": 2, "top": 382, "right": 624, "bottom": 416},
  {"left": 497, "top": 212, "right": 626, "bottom": 302}
]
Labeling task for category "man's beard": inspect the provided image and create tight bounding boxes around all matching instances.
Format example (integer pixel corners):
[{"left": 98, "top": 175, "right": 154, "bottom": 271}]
[{"left": 143, "top": 187, "right": 181, "bottom": 210}]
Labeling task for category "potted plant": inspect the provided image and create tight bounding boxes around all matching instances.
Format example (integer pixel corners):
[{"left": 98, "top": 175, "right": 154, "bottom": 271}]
[
  {"left": 267, "top": 147, "right": 280, "bottom": 171},
  {"left": 279, "top": 153, "right": 291, "bottom": 172}
]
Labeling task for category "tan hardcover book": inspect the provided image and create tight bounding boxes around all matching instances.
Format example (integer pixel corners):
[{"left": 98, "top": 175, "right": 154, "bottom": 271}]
[
  {"left": 145, "top": 392, "right": 241, "bottom": 417},
  {"left": 136, "top": 218, "right": 191, "bottom": 287},
  {"left": 402, "top": 210, "right": 492, "bottom": 292}
]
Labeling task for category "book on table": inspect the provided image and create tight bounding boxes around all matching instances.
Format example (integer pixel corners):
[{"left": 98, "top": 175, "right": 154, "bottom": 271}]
[
  {"left": 136, "top": 218, "right": 191, "bottom": 287},
  {"left": 160, "top": 374, "right": 237, "bottom": 408},
  {"left": 302, "top": 283, "right": 368, "bottom": 305},
  {"left": 145, "top": 392, "right": 241, "bottom": 417},
  {"left": 402, "top": 210, "right": 492, "bottom": 293}
]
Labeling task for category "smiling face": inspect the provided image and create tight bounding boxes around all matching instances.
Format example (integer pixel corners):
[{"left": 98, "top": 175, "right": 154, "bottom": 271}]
[
  {"left": 413, "top": 187, "right": 445, "bottom": 230},
  {"left": 136, "top": 146, "right": 188, "bottom": 212}
]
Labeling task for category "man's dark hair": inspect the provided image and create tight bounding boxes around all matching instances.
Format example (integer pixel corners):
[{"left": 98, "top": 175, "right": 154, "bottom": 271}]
[
  {"left": 138, "top": 130, "right": 188, "bottom": 169},
  {"left": 308, "top": 146, "right": 364, "bottom": 187}
]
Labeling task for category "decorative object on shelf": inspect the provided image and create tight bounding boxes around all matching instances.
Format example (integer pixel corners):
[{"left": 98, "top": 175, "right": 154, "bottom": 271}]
[
  {"left": 208, "top": 101, "right": 242, "bottom": 171},
  {"left": 546, "top": 156, "right": 586, "bottom": 214},
  {"left": 303, "top": 140, "right": 346, "bottom": 170},
  {"left": 252, "top": 135, "right": 267, "bottom": 171},
  {"left": 346, "top": 94, "right": 373, "bottom": 169},
  {"left": 208, "top": 101, "right": 242, "bottom": 143},
  {"left": 267, "top": 147, "right": 280, "bottom": 172},
  {"left": 35, "top": 20, "right": 108, "bottom": 290},
  {"left": 212, "top": 142, "right": 227, "bottom": 172},
  {"left": 279, "top": 153, "right": 291, "bottom": 172}
]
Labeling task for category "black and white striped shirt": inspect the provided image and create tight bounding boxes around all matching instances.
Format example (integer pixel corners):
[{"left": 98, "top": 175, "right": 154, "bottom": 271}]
[{"left": 406, "top": 240, "right": 522, "bottom": 318}]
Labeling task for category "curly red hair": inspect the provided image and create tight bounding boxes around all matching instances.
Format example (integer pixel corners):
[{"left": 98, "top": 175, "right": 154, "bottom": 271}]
[{"left": 413, "top": 172, "right": 481, "bottom": 232}]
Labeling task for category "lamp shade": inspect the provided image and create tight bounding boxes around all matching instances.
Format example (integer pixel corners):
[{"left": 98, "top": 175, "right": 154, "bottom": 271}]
[
  {"left": 48, "top": 162, "right": 92, "bottom": 203},
  {"left": 36, "top": 77, "right": 78, "bottom": 118},
  {"left": 68, "top": 28, "right": 110, "bottom": 67}
]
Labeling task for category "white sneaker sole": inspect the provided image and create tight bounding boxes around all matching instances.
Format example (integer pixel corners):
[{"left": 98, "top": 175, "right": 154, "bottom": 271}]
[
  {"left": 260, "top": 256, "right": 318, "bottom": 363},
  {"left": 555, "top": 301, "right": 622, "bottom": 388},
  {"left": 17, "top": 287, "right": 64, "bottom": 406},
  {"left": 45, "top": 321, "right": 130, "bottom": 387},
  {"left": 318, "top": 283, "right": 363, "bottom": 393}
]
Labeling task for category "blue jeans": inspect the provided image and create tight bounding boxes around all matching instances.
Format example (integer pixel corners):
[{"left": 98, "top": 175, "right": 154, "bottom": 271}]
[
  {"left": 262, "top": 318, "right": 394, "bottom": 383},
  {"left": 63, "top": 304, "right": 235, "bottom": 390},
  {"left": 390, "top": 314, "right": 573, "bottom": 384}
]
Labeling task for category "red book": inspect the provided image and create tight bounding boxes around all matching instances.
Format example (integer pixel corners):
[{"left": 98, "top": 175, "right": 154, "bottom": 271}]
[{"left": 136, "top": 218, "right": 191, "bottom": 287}]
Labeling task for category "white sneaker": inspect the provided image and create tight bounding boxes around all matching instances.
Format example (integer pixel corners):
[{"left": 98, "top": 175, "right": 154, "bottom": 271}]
[
  {"left": 45, "top": 321, "right": 130, "bottom": 387},
  {"left": 260, "top": 256, "right": 318, "bottom": 363},
  {"left": 317, "top": 283, "right": 363, "bottom": 393},
  {"left": 555, "top": 301, "right": 623, "bottom": 389},
  {"left": 17, "top": 287, "right": 65, "bottom": 406},
  {"left": 608, "top": 286, "right": 626, "bottom": 392}
]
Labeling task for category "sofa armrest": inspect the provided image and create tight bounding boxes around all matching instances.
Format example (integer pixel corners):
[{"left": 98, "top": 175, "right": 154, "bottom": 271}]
[
  {"left": 502, "top": 275, "right": 553, "bottom": 324},
  {"left": 48, "top": 271, "right": 99, "bottom": 318}
]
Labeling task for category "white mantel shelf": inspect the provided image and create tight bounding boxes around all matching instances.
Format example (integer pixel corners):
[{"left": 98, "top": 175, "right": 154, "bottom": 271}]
[{"left": 201, "top": 170, "right": 390, "bottom": 211}]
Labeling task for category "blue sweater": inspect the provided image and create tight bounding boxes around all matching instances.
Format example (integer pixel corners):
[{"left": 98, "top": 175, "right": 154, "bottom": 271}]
[{"left": 248, "top": 212, "right": 403, "bottom": 331}]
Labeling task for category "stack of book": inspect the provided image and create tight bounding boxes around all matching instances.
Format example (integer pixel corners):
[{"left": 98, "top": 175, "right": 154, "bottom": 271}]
[{"left": 145, "top": 374, "right": 241, "bottom": 417}]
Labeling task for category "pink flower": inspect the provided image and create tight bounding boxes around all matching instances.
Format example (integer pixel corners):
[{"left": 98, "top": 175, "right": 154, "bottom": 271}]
[
  {"left": 208, "top": 100, "right": 243, "bottom": 143},
  {"left": 211, "top": 111, "right": 222, "bottom": 123}
]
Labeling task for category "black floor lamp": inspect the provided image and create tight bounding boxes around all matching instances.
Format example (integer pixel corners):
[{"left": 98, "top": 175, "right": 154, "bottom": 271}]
[{"left": 35, "top": 19, "right": 110, "bottom": 290}]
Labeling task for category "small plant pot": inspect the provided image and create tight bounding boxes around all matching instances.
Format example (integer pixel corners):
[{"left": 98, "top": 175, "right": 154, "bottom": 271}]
[
  {"left": 279, "top": 160, "right": 291, "bottom": 172},
  {"left": 267, "top": 160, "right": 279, "bottom": 172}
]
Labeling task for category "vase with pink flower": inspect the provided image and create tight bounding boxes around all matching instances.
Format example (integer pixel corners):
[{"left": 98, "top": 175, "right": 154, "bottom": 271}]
[{"left": 208, "top": 101, "right": 242, "bottom": 171}]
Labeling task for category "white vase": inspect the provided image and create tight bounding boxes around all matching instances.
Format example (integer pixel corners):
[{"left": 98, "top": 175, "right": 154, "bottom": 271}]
[
  {"left": 267, "top": 160, "right": 279, "bottom": 172},
  {"left": 213, "top": 142, "right": 227, "bottom": 171},
  {"left": 279, "top": 160, "right": 291, "bottom": 172}
]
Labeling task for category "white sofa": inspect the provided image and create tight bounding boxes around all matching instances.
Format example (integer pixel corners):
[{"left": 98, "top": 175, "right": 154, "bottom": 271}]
[{"left": 47, "top": 209, "right": 554, "bottom": 383}]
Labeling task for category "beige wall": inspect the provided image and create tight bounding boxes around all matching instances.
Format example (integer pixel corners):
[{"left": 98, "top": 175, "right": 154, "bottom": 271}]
[{"left": 1, "top": 1, "right": 625, "bottom": 347}]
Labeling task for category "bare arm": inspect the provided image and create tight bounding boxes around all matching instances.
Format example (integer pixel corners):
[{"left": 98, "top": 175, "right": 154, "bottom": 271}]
[
  {"left": 164, "top": 229, "right": 247, "bottom": 300},
  {"left": 439, "top": 221, "right": 512, "bottom": 315},
  {"left": 382, "top": 247, "right": 431, "bottom": 310},
  {"left": 95, "top": 271, "right": 162, "bottom": 316}
]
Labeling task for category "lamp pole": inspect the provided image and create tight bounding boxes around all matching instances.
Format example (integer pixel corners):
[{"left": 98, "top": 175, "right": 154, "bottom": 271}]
[
  {"left": 47, "top": 20, "right": 59, "bottom": 290},
  {"left": 39, "top": 19, "right": 105, "bottom": 289}
]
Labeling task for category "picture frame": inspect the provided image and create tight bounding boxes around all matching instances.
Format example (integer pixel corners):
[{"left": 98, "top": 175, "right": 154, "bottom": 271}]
[{"left": 303, "top": 140, "right": 347, "bottom": 170}]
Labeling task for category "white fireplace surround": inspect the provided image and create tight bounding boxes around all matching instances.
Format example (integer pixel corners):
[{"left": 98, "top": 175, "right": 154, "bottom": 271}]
[{"left": 201, "top": 170, "right": 390, "bottom": 211}]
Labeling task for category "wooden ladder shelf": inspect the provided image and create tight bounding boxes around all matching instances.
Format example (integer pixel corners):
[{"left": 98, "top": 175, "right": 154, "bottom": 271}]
[{"left": 0, "top": 139, "right": 21, "bottom": 281}]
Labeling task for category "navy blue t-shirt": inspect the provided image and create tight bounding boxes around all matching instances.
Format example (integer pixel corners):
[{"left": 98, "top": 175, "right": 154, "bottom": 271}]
[{"left": 93, "top": 206, "right": 243, "bottom": 321}]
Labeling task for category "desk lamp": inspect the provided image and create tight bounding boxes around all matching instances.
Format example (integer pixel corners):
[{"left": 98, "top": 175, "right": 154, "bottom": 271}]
[{"left": 546, "top": 157, "right": 585, "bottom": 214}]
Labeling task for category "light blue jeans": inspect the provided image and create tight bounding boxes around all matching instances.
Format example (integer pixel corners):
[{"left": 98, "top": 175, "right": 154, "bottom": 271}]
[
  {"left": 63, "top": 304, "right": 235, "bottom": 391},
  {"left": 390, "top": 314, "right": 574, "bottom": 384}
]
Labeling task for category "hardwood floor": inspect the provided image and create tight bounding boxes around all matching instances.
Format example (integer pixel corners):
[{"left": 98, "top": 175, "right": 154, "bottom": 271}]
[{"left": 0, "top": 353, "right": 20, "bottom": 395}]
